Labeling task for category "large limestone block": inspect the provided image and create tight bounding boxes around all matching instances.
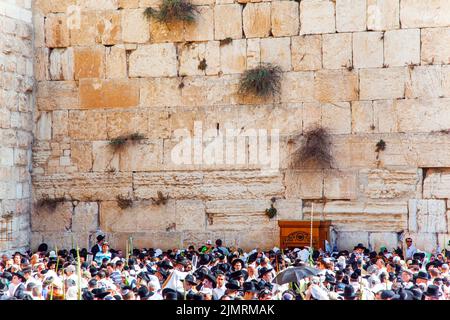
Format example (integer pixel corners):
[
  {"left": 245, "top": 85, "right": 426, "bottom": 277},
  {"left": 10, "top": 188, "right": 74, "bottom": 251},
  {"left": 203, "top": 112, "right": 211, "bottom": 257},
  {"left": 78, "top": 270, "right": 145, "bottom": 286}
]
[
  {"left": 369, "top": 232, "right": 399, "bottom": 251},
  {"left": 129, "top": 43, "right": 178, "bottom": 77},
  {"left": 361, "top": 168, "right": 422, "bottom": 200},
  {"left": 271, "top": 1, "right": 299, "bottom": 37},
  {"left": 280, "top": 72, "right": 315, "bottom": 103},
  {"left": 351, "top": 101, "right": 374, "bottom": 133},
  {"left": 336, "top": 231, "right": 369, "bottom": 251},
  {"left": 71, "top": 141, "right": 93, "bottom": 172},
  {"left": 408, "top": 199, "right": 447, "bottom": 233},
  {"left": 274, "top": 199, "right": 303, "bottom": 221},
  {"left": 121, "top": 8, "right": 150, "bottom": 43},
  {"left": 69, "top": 11, "right": 98, "bottom": 46},
  {"left": 214, "top": 4, "right": 243, "bottom": 40},
  {"left": 140, "top": 78, "right": 183, "bottom": 107},
  {"left": 72, "top": 202, "right": 99, "bottom": 232},
  {"left": 106, "top": 46, "right": 127, "bottom": 79},
  {"left": 384, "top": 29, "right": 420, "bottom": 67},
  {"left": 367, "top": 0, "right": 399, "bottom": 30},
  {"left": 119, "top": 140, "right": 164, "bottom": 171},
  {"left": 45, "top": 14, "right": 70, "bottom": 48},
  {"left": 243, "top": 3, "right": 271, "bottom": 38},
  {"left": 421, "top": 28, "right": 450, "bottom": 65},
  {"left": 106, "top": 110, "right": 148, "bottom": 138},
  {"left": 175, "top": 200, "right": 206, "bottom": 231},
  {"left": 400, "top": 0, "right": 450, "bottom": 28},
  {"left": 49, "top": 48, "right": 74, "bottom": 80},
  {"left": 96, "top": 10, "right": 122, "bottom": 45},
  {"left": 92, "top": 141, "right": 120, "bottom": 172},
  {"left": 220, "top": 39, "right": 246, "bottom": 74},
  {"left": 300, "top": 0, "right": 335, "bottom": 35},
  {"left": 149, "top": 19, "right": 184, "bottom": 43},
  {"left": 314, "top": 70, "right": 358, "bottom": 102},
  {"left": 323, "top": 170, "right": 358, "bottom": 200},
  {"left": 336, "top": 0, "right": 366, "bottom": 32},
  {"left": 359, "top": 67, "right": 407, "bottom": 100},
  {"left": 237, "top": 229, "right": 279, "bottom": 250},
  {"left": 79, "top": 79, "right": 140, "bottom": 109},
  {"left": 260, "top": 37, "right": 291, "bottom": 71},
  {"left": 31, "top": 201, "right": 72, "bottom": 232},
  {"left": 74, "top": 46, "right": 105, "bottom": 79},
  {"left": 36, "top": 112, "right": 52, "bottom": 141},
  {"left": 423, "top": 168, "right": 450, "bottom": 198},
  {"left": 285, "top": 170, "right": 324, "bottom": 199},
  {"left": 291, "top": 35, "right": 322, "bottom": 71},
  {"left": 394, "top": 98, "right": 450, "bottom": 133},
  {"left": 353, "top": 32, "right": 384, "bottom": 68},
  {"left": 31, "top": 231, "right": 92, "bottom": 251},
  {"left": 322, "top": 33, "right": 352, "bottom": 70},
  {"left": 100, "top": 200, "right": 176, "bottom": 232},
  {"left": 184, "top": 6, "right": 214, "bottom": 41},
  {"left": 321, "top": 102, "right": 351, "bottom": 134},
  {"left": 78, "top": 0, "right": 119, "bottom": 10},
  {"left": 405, "top": 66, "right": 443, "bottom": 99},
  {"left": 68, "top": 110, "right": 107, "bottom": 140},
  {"left": 52, "top": 110, "right": 69, "bottom": 140},
  {"left": 246, "top": 38, "right": 261, "bottom": 69},
  {"left": 36, "top": 81, "right": 78, "bottom": 111}
]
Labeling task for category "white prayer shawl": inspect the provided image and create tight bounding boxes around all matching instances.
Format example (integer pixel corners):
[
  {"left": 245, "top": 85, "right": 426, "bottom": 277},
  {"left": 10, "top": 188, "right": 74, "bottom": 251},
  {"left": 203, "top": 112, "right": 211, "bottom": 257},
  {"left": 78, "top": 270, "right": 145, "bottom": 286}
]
[{"left": 162, "top": 269, "right": 189, "bottom": 293}]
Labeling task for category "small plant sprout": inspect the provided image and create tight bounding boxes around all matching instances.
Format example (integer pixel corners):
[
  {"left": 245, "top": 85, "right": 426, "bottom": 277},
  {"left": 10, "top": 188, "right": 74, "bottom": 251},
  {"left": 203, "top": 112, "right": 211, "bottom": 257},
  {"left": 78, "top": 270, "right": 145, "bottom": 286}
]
[
  {"left": 238, "top": 64, "right": 282, "bottom": 98},
  {"left": 198, "top": 58, "right": 207, "bottom": 71},
  {"left": 265, "top": 197, "right": 278, "bottom": 219},
  {"left": 109, "top": 133, "right": 146, "bottom": 151},
  {"left": 116, "top": 195, "right": 133, "bottom": 209},
  {"left": 375, "top": 139, "right": 386, "bottom": 152},
  {"left": 143, "top": 0, "right": 198, "bottom": 24}
]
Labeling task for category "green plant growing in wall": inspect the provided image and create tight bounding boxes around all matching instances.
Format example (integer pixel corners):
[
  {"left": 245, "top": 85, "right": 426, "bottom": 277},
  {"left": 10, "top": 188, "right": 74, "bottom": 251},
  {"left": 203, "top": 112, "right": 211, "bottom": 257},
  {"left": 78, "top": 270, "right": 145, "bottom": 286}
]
[
  {"left": 238, "top": 64, "right": 282, "bottom": 98},
  {"left": 108, "top": 132, "right": 146, "bottom": 152},
  {"left": 265, "top": 197, "right": 278, "bottom": 219},
  {"left": 290, "top": 127, "right": 333, "bottom": 168},
  {"left": 375, "top": 139, "right": 386, "bottom": 161},
  {"left": 198, "top": 58, "right": 207, "bottom": 71},
  {"left": 143, "top": 0, "right": 198, "bottom": 23}
]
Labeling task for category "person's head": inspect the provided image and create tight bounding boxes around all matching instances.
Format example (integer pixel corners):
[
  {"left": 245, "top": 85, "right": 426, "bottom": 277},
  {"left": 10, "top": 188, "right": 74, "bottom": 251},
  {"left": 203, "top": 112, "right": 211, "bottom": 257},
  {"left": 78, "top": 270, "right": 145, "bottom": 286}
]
[
  {"left": 258, "top": 289, "right": 272, "bottom": 300},
  {"left": 65, "top": 265, "right": 76, "bottom": 276},
  {"left": 216, "top": 273, "right": 225, "bottom": 288},
  {"left": 97, "top": 235, "right": 105, "bottom": 245},
  {"left": 405, "top": 238, "right": 413, "bottom": 248},
  {"left": 13, "top": 253, "right": 21, "bottom": 265},
  {"left": 101, "top": 243, "right": 109, "bottom": 253},
  {"left": 401, "top": 270, "right": 412, "bottom": 283},
  {"left": 215, "top": 239, "right": 223, "bottom": 247}
]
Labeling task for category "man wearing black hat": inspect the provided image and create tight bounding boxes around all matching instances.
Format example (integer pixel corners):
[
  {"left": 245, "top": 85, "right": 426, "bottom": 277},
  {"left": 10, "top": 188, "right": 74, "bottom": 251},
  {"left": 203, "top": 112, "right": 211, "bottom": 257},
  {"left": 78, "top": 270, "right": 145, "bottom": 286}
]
[
  {"left": 242, "top": 281, "right": 258, "bottom": 300},
  {"left": 11, "top": 271, "right": 26, "bottom": 299},
  {"left": 91, "top": 234, "right": 105, "bottom": 259},
  {"left": 225, "top": 279, "right": 240, "bottom": 299}
]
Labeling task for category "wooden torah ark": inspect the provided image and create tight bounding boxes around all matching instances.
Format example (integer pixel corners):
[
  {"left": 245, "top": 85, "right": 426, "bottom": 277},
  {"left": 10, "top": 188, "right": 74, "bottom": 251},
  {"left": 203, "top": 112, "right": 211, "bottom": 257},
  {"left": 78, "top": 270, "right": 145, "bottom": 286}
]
[{"left": 278, "top": 220, "right": 332, "bottom": 250}]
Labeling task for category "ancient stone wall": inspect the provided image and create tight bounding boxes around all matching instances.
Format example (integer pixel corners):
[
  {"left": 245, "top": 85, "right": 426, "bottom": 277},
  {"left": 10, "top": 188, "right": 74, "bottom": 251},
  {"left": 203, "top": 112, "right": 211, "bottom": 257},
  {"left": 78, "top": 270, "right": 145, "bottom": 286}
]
[
  {"left": 0, "top": 0, "right": 34, "bottom": 255},
  {"left": 30, "top": 0, "right": 450, "bottom": 252}
]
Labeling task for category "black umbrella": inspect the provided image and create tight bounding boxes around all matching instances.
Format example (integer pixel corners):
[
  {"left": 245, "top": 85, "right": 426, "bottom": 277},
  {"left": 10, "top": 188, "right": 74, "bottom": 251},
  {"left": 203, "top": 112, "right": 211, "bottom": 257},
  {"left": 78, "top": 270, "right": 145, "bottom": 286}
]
[{"left": 272, "top": 266, "right": 320, "bottom": 285}]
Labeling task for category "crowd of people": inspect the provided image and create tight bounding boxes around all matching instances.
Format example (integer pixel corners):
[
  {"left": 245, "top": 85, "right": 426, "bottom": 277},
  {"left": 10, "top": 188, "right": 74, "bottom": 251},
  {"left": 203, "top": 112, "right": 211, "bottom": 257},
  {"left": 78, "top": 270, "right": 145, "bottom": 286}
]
[{"left": 0, "top": 235, "right": 449, "bottom": 300}]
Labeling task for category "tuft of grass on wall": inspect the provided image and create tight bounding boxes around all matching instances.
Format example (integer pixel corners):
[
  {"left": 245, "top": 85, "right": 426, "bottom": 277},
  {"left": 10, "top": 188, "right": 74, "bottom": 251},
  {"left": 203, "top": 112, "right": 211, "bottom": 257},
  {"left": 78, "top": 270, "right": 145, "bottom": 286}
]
[
  {"left": 290, "top": 127, "right": 333, "bottom": 168},
  {"left": 238, "top": 64, "right": 282, "bottom": 98},
  {"left": 144, "top": 0, "right": 198, "bottom": 23}
]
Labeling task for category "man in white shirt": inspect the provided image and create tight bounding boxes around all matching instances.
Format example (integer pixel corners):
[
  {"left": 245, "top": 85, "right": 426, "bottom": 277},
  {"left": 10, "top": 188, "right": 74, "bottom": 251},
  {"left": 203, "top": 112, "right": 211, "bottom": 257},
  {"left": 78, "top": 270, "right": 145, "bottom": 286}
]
[{"left": 405, "top": 238, "right": 417, "bottom": 260}]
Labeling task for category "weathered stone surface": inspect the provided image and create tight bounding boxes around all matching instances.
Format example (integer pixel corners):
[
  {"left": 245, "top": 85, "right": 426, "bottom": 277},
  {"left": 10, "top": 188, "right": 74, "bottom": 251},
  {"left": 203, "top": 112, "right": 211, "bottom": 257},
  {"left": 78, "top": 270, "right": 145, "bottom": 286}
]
[
  {"left": 384, "top": 29, "right": 420, "bottom": 67},
  {"left": 359, "top": 67, "right": 407, "bottom": 100},
  {"left": 246, "top": 38, "right": 261, "bottom": 69},
  {"left": 220, "top": 39, "right": 246, "bottom": 74},
  {"left": 285, "top": 170, "right": 324, "bottom": 199},
  {"left": 361, "top": 168, "right": 421, "bottom": 199},
  {"left": 274, "top": 199, "right": 303, "bottom": 221},
  {"left": 214, "top": 4, "right": 243, "bottom": 40},
  {"left": 37, "top": 81, "right": 79, "bottom": 111},
  {"left": 336, "top": 0, "right": 366, "bottom": 32},
  {"left": 129, "top": 43, "right": 178, "bottom": 77},
  {"left": 271, "top": 1, "right": 299, "bottom": 37},
  {"left": 31, "top": 201, "right": 72, "bottom": 232},
  {"left": 149, "top": 19, "right": 184, "bottom": 43},
  {"left": 314, "top": 70, "right": 358, "bottom": 102},
  {"left": 68, "top": 110, "right": 107, "bottom": 140},
  {"left": 79, "top": 79, "right": 140, "bottom": 109},
  {"left": 300, "top": 0, "right": 335, "bottom": 35},
  {"left": 291, "top": 35, "right": 322, "bottom": 71},
  {"left": 96, "top": 10, "right": 121, "bottom": 45},
  {"left": 369, "top": 232, "right": 399, "bottom": 251},
  {"left": 49, "top": 48, "right": 74, "bottom": 80},
  {"left": 421, "top": 28, "right": 450, "bottom": 65},
  {"left": 184, "top": 6, "right": 214, "bottom": 41},
  {"left": 400, "top": 0, "right": 450, "bottom": 28},
  {"left": 353, "top": 32, "right": 384, "bottom": 68},
  {"left": 74, "top": 46, "right": 105, "bottom": 79},
  {"left": 405, "top": 66, "right": 443, "bottom": 98},
  {"left": 423, "top": 168, "right": 450, "bottom": 198},
  {"left": 243, "top": 3, "right": 271, "bottom": 38},
  {"left": 408, "top": 199, "right": 447, "bottom": 233},
  {"left": 120, "top": 140, "right": 163, "bottom": 171},
  {"left": 45, "top": 14, "right": 70, "bottom": 48},
  {"left": 121, "top": 9, "right": 150, "bottom": 43},
  {"left": 140, "top": 78, "right": 183, "bottom": 107},
  {"left": 323, "top": 170, "right": 358, "bottom": 199},
  {"left": 260, "top": 37, "right": 291, "bottom": 71},
  {"left": 71, "top": 141, "right": 93, "bottom": 172},
  {"left": 106, "top": 45, "right": 127, "bottom": 79},
  {"left": 69, "top": 11, "right": 98, "bottom": 46},
  {"left": 367, "top": 0, "right": 400, "bottom": 30},
  {"left": 280, "top": 72, "right": 315, "bottom": 103},
  {"left": 72, "top": 202, "right": 99, "bottom": 232},
  {"left": 175, "top": 200, "right": 206, "bottom": 231},
  {"left": 322, "top": 33, "right": 352, "bottom": 69},
  {"left": 92, "top": 140, "right": 120, "bottom": 172},
  {"left": 336, "top": 231, "right": 369, "bottom": 251}
]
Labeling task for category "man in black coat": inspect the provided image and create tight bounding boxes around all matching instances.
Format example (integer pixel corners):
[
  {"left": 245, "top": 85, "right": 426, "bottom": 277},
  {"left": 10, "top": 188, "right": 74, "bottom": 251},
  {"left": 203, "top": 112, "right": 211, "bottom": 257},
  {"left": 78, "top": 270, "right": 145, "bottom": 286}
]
[
  {"left": 11, "top": 272, "right": 26, "bottom": 299},
  {"left": 91, "top": 234, "right": 105, "bottom": 258}
]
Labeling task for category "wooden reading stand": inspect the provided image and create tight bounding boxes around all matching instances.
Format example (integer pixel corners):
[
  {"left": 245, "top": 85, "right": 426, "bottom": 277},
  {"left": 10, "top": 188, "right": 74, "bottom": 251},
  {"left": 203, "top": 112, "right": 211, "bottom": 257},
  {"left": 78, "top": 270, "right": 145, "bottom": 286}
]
[{"left": 278, "top": 220, "right": 331, "bottom": 250}]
